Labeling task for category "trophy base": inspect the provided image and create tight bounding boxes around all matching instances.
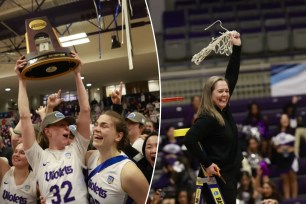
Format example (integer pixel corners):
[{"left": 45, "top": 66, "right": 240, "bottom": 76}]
[{"left": 21, "top": 52, "right": 80, "bottom": 80}]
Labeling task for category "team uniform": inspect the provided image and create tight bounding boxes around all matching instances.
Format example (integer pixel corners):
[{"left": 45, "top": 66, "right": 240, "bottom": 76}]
[
  {"left": 0, "top": 167, "right": 37, "bottom": 204},
  {"left": 87, "top": 151, "right": 132, "bottom": 204},
  {"left": 25, "top": 132, "right": 89, "bottom": 204}
]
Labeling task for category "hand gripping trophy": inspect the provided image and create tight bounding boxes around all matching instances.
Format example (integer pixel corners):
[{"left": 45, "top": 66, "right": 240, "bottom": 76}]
[{"left": 20, "top": 16, "right": 80, "bottom": 80}]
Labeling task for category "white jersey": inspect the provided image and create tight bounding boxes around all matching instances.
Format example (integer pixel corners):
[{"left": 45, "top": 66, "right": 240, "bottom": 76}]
[
  {"left": 87, "top": 151, "right": 132, "bottom": 204},
  {"left": 25, "top": 132, "right": 89, "bottom": 204},
  {"left": 0, "top": 167, "right": 37, "bottom": 204}
]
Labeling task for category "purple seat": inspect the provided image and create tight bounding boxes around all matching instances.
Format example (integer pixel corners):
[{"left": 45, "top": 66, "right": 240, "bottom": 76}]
[
  {"left": 298, "top": 175, "right": 306, "bottom": 194},
  {"left": 161, "top": 105, "right": 190, "bottom": 119},
  {"left": 298, "top": 158, "right": 306, "bottom": 175},
  {"left": 163, "top": 11, "right": 186, "bottom": 29}
]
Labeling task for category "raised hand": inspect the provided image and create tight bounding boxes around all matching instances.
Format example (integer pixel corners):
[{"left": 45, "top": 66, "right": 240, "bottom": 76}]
[
  {"left": 47, "top": 90, "right": 63, "bottom": 109},
  {"left": 36, "top": 106, "right": 46, "bottom": 120},
  {"left": 111, "top": 81, "right": 123, "bottom": 105},
  {"left": 14, "top": 56, "right": 27, "bottom": 79},
  {"left": 229, "top": 31, "right": 241, "bottom": 46},
  {"left": 70, "top": 51, "right": 82, "bottom": 74}
]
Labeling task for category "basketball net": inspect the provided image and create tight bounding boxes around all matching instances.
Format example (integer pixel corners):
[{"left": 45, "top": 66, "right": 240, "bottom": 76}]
[{"left": 191, "top": 20, "right": 237, "bottom": 65}]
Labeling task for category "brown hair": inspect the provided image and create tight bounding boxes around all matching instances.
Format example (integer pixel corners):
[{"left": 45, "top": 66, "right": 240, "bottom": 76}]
[
  {"left": 103, "top": 110, "right": 129, "bottom": 151},
  {"left": 37, "top": 130, "right": 49, "bottom": 150},
  {"left": 197, "top": 76, "right": 228, "bottom": 126}
]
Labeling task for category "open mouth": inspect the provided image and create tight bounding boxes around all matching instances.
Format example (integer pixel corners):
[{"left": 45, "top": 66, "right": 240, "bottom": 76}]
[
  {"left": 63, "top": 134, "right": 69, "bottom": 138},
  {"left": 151, "top": 156, "right": 156, "bottom": 162},
  {"left": 93, "top": 135, "right": 103, "bottom": 140}
]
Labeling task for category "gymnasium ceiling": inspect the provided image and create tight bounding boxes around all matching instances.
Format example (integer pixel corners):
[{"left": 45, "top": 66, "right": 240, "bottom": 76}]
[{"left": 0, "top": 0, "right": 159, "bottom": 104}]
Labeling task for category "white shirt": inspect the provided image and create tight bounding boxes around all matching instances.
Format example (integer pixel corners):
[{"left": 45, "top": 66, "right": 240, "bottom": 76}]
[{"left": 25, "top": 132, "right": 89, "bottom": 204}]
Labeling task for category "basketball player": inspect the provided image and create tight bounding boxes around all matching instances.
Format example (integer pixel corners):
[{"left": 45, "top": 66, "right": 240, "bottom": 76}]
[
  {"left": 86, "top": 111, "right": 149, "bottom": 204},
  {"left": 15, "top": 52, "right": 91, "bottom": 203},
  {"left": 0, "top": 143, "right": 37, "bottom": 204}
]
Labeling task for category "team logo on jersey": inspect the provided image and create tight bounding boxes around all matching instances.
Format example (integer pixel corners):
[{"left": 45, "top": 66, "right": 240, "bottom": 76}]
[
  {"left": 107, "top": 176, "right": 114, "bottom": 184},
  {"left": 24, "top": 185, "right": 31, "bottom": 191},
  {"left": 65, "top": 152, "right": 71, "bottom": 159}
]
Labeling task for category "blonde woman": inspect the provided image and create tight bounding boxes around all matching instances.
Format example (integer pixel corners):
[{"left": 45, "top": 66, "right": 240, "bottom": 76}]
[
  {"left": 184, "top": 32, "right": 242, "bottom": 204},
  {"left": 16, "top": 52, "right": 91, "bottom": 203}
]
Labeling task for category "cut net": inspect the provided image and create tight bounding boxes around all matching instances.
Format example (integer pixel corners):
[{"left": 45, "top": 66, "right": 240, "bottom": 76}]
[{"left": 191, "top": 30, "right": 236, "bottom": 65}]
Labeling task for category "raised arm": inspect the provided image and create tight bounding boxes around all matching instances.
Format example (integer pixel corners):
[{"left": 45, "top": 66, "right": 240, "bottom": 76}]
[
  {"left": 71, "top": 52, "right": 91, "bottom": 140},
  {"left": 15, "top": 56, "right": 36, "bottom": 150},
  {"left": 225, "top": 32, "right": 241, "bottom": 96},
  {"left": 0, "top": 157, "right": 10, "bottom": 183},
  {"left": 46, "top": 89, "right": 63, "bottom": 114},
  {"left": 111, "top": 81, "right": 123, "bottom": 114}
]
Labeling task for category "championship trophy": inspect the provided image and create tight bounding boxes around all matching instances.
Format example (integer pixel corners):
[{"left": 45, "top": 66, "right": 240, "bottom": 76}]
[{"left": 20, "top": 16, "right": 79, "bottom": 80}]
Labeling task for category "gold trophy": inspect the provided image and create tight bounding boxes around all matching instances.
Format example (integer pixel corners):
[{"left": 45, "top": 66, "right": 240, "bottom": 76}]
[{"left": 21, "top": 16, "right": 79, "bottom": 80}]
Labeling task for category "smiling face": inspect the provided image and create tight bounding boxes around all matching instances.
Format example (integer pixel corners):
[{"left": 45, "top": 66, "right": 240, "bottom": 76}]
[
  {"left": 12, "top": 143, "right": 28, "bottom": 168},
  {"left": 92, "top": 114, "right": 121, "bottom": 150},
  {"left": 262, "top": 183, "right": 273, "bottom": 197},
  {"left": 211, "top": 80, "right": 229, "bottom": 110},
  {"left": 145, "top": 135, "right": 158, "bottom": 167},
  {"left": 280, "top": 113, "right": 289, "bottom": 128},
  {"left": 45, "top": 120, "right": 70, "bottom": 149}
]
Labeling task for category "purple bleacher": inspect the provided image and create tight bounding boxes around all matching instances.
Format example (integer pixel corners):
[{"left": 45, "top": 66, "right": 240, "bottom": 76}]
[
  {"left": 212, "top": 5, "right": 233, "bottom": 13},
  {"left": 187, "top": 8, "right": 209, "bottom": 16},
  {"left": 285, "top": 0, "right": 306, "bottom": 7},
  {"left": 175, "top": 0, "right": 197, "bottom": 9},
  {"left": 163, "top": 11, "right": 186, "bottom": 29},
  {"left": 260, "top": 2, "right": 282, "bottom": 10},
  {"left": 160, "top": 118, "right": 185, "bottom": 135},
  {"left": 298, "top": 175, "right": 306, "bottom": 194},
  {"left": 265, "top": 25, "right": 288, "bottom": 31},
  {"left": 288, "top": 11, "right": 306, "bottom": 18},
  {"left": 264, "top": 12, "right": 286, "bottom": 19},
  {"left": 282, "top": 197, "right": 306, "bottom": 204},
  {"left": 298, "top": 158, "right": 306, "bottom": 175},
  {"left": 240, "top": 27, "right": 262, "bottom": 34},
  {"left": 236, "top": 3, "right": 258, "bottom": 11},
  {"left": 299, "top": 137, "right": 306, "bottom": 158},
  {"left": 163, "top": 34, "right": 186, "bottom": 40},
  {"left": 188, "top": 31, "right": 211, "bottom": 38},
  {"left": 161, "top": 104, "right": 190, "bottom": 119},
  {"left": 189, "top": 19, "right": 211, "bottom": 27},
  {"left": 232, "top": 113, "right": 246, "bottom": 124}
]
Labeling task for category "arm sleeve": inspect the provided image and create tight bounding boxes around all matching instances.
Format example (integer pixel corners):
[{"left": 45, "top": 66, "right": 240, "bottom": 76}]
[
  {"left": 184, "top": 116, "right": 212, "bottom": 168},
  {"left": 225, "top": 45, "right": 241, "bottom": 96}
]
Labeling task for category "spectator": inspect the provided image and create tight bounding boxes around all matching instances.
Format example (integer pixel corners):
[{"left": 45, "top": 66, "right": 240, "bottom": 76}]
[
  {"left": 0, "top": 136, "right": 12, "bottom": 166},
  {"left": 261, "top": 181, "right": 282, "bottom": 203},
  {"left": 237, "top": 171, "right": 260, "bottom": 204},
  {"left": 271, "top": 114, "right": 298, "bottom": 199}
]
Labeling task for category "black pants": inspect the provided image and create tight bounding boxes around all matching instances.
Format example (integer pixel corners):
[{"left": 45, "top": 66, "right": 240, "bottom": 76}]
[{"left": 202, "top": 175, "right": 238, "bottom": 204}]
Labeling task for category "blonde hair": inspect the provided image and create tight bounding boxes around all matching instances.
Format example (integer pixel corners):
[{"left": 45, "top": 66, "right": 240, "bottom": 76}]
[{"left": 197, "top": 76, "right": 228, "bottom": 126}]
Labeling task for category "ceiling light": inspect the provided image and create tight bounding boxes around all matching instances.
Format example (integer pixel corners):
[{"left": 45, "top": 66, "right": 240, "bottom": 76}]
[
  {"left": 97, "top": 88, "right": 100, "bottom": 91},
  {"left": 81, "top": 76, "right": 84, "bottom": 80},
  {"left": 86, "top": 83, "right": 92, "bottom": 87},
  {"left": 5, "top": 88, "right": 11, "bottom": 91},
  {"left": 59, "top": 33, "right": 87, "bottom": 43},
  {"left": 61, "top": 38, "right": 90, "bottom": 47},
  {"left": 111, "top": 35, "right": 121, "bottom": 49}
]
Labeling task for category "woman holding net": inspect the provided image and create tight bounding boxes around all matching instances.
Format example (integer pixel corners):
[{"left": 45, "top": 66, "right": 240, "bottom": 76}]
[{"left": 184, "top": 31, "right": 243, "bottom": 204}]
